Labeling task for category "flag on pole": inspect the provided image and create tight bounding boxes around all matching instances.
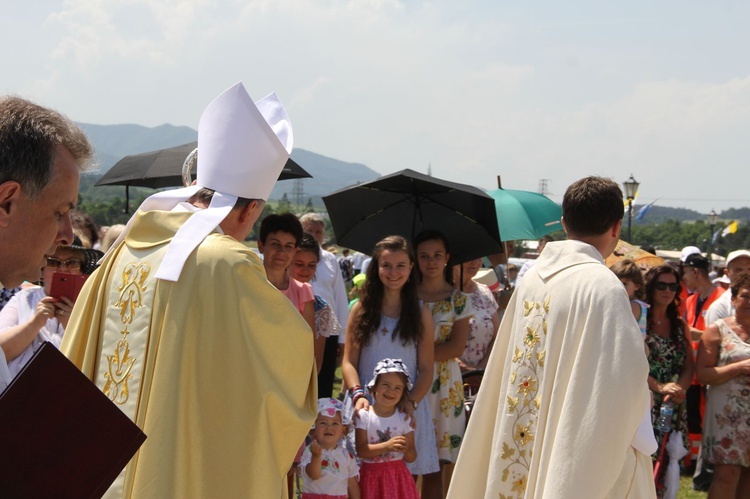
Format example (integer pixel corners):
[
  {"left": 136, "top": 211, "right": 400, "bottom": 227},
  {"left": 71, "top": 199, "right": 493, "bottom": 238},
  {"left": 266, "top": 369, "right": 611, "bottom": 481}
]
[
  {"left": 635, "top": 198, "right": 658, "bottom": 222},
  {"left": 712, "top": 228, "right": 721, "bottom": 245},
  {"left": 721, "top": 221, "right": 739, "bottom": 238},
  {"left": 623, "top": 190, "right": 639, "bottom": 214}
]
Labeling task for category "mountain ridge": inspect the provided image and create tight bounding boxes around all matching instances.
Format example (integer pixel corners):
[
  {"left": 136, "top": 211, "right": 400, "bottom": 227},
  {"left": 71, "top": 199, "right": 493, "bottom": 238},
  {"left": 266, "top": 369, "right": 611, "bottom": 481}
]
[
  {"left": 76, "top": 122, "right": 748, "bottom": 222},
  {"left": 77, "top": 122, "right": 381, "bottom": 201}
]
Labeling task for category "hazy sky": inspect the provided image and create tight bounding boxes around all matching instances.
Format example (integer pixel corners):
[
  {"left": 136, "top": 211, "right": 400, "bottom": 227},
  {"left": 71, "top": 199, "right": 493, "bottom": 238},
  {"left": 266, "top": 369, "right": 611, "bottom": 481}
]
[{"left": 3, "top": 0, "right": 749, "bottom": 212}]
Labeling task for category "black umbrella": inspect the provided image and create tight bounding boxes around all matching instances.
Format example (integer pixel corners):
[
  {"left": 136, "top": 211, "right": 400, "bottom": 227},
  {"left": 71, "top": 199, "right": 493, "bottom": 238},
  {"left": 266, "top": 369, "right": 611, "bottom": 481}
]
[
  {"left": 322, "top": 169, "right": 503, "bottom": 265},
  {"left": 95, "top": 141, "right": 311, "bottom": 211}
]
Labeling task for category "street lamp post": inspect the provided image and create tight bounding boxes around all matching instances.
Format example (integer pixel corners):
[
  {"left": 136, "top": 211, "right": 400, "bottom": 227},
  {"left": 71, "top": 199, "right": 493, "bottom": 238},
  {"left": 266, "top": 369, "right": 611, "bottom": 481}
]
[
  {"left": 623, "top": 174, "right": 640, "bottom": 243},
  {"left": 707, "top": 209, "right": 718, "bottom": 269}
]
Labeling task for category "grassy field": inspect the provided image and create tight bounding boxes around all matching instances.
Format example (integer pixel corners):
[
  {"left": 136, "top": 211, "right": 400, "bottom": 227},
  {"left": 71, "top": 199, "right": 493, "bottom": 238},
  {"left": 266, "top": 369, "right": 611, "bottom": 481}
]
[{"left": 678, "top": 476, "right": 708, "bottom": 498}]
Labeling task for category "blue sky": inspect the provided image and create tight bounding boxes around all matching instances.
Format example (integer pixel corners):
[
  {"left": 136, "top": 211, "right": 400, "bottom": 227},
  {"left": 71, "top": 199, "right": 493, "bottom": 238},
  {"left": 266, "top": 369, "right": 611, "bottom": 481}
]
[{"left": 3, "top": 0, "right": 749, "bottom": 212}]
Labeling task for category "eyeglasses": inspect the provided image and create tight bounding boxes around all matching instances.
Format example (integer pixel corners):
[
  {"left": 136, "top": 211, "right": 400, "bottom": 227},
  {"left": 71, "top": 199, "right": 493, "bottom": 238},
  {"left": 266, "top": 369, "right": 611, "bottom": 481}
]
[
  {"left": 654, "top": 281, "right": 679, "bottom": 292},
  {"left": 46, "top": 257, "right": 83, "bottom": 271}
]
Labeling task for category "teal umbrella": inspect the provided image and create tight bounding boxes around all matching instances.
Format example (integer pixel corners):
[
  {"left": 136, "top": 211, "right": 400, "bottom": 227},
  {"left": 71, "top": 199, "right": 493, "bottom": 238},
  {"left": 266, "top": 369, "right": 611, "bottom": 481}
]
[{"left": 488, "top": 188, "right": 562, "bottom": 241}]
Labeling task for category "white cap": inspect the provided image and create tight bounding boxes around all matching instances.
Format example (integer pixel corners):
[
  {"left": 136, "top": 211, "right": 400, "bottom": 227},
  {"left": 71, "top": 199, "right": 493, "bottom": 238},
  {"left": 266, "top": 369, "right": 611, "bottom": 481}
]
[
  {"left": 726, "top": 249, "right": 750, "bottom": 267},
  {"left": 105, "top": 82, "right": 292, "bottom": 282},
  {"left": 713, "top": 275, "right": 731, "bottom": 285},
  {"left": 680, "top": 246, "right": 701, "bottom": 262},
  {"left": 473, "top": 268, "right": 500, "bottom": 291}
]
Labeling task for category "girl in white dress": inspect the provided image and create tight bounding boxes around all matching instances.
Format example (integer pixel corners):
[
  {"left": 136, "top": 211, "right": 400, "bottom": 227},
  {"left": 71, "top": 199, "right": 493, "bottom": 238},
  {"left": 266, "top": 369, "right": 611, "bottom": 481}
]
[{"left": 299, "top": 398, "right": 360, "bottom": 499}]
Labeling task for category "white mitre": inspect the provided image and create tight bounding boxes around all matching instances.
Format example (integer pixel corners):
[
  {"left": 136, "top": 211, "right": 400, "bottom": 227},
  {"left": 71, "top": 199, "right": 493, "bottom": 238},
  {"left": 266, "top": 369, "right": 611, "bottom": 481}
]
[{"left": 106, "top": 82, "right": 293, "bottom": 282}]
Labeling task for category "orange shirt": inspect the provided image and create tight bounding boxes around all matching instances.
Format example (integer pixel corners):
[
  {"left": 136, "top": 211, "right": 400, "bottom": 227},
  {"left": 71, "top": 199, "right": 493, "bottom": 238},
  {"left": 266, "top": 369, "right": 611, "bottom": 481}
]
[{"left": 685, "top": 286, "right": 725, "bottom": 331}]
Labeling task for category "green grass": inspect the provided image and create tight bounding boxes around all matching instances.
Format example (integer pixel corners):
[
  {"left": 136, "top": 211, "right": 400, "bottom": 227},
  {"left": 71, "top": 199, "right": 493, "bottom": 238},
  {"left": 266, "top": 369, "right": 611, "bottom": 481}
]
[{"left": 678, "top": 476, "right": 708, "bottom": 498}]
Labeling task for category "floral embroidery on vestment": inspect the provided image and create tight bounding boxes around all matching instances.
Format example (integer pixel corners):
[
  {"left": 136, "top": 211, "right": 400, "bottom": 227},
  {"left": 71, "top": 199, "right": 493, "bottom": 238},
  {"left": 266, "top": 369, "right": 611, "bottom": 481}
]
[{"left": 498, "top": 296, "right": 549, "bottom": 498}]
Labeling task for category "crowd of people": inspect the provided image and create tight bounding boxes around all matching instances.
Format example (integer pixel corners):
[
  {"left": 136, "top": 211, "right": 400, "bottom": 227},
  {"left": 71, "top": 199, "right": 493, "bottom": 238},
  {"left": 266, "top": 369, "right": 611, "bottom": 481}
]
[
  {"left": 608, "top": 248, "right": 750, "bottom": 498},
  {"left": 2, "top": 86, "right": 749, "bottom": 499}
]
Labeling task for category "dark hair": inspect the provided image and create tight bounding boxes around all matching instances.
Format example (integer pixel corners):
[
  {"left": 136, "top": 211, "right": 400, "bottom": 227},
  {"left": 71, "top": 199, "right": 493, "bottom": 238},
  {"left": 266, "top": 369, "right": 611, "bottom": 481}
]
[
  {"left": 258, "top": 212, "right": 303, "bottom": 245},
  {"left": 644, "top": 265, "right": 683, "bottom": 340},
  {"left": 730, "top": 273, "right": 750, "bottom": 299},
  {"left": 71, "top": 211, "right": 99, "bottom": 247},
  {"left": 298, "top": 232, "right": 320, "bottom": 260},
  {"left": 413, "top": 229, "right": 454, "bottom": 286},
  {"left": 188, "top": 187, "right": 258, "bottom": 211},
  {"left": 354, "top": 235, "right": 422, "bottom": 347},
  {"left": 0, "top": 96, "right": 93, "bottom": 199},
  {"left": 609, "top": 259, "right": 645, "bottom": 300},
  {"left": 562, "top": 176, "right": 623, "bottom": 237}
]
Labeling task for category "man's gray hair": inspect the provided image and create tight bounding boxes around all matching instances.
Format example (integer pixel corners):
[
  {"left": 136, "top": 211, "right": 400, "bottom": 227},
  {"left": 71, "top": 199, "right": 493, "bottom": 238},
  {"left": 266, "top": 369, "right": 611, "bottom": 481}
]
[
  {"left": 0, "top": 96, "right": 93, "bottom": 199},
  {"left": 299, "top": 212, "right": 326, "bottom": 226}
]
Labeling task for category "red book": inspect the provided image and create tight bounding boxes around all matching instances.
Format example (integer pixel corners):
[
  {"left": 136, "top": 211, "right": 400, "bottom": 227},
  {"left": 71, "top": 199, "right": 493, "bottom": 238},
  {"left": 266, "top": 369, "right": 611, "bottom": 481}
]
[{"left": 0, "top": 342, "right": 146, "bottom": 498}]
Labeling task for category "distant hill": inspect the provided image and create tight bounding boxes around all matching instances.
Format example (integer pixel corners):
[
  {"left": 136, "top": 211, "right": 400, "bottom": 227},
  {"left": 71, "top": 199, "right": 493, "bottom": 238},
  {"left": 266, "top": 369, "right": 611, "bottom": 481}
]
[
  {"left": 77, "top": 123, "right": 380, "bottom": 203},
  {"left": 631, "top": 204, "right": 750, "bottom": 224}
]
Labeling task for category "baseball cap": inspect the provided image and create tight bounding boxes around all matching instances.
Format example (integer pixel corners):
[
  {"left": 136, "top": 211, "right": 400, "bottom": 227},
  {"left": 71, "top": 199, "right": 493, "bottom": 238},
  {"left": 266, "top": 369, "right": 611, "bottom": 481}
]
[
  {"left": 726, "top": 250, "right": 750, "bottom": 267},
  {"left": 683, "top": 253, "right": 709, "bottom": 271},
  {"left": 680, "top": 246, "right": 701, "bottom": 262}
]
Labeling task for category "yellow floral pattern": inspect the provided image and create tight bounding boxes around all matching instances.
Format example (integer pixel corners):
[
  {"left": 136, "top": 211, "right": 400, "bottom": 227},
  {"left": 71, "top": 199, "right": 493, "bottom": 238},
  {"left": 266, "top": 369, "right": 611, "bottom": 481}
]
[
  {"left": 103, "top": 262, "right": 150, "bottom": 404},
  {"left": 498, "top": 296, "right": 549, "bottom": 497},
  {"left": 426, "top": 289, "right": 472, "bottom": 462}
]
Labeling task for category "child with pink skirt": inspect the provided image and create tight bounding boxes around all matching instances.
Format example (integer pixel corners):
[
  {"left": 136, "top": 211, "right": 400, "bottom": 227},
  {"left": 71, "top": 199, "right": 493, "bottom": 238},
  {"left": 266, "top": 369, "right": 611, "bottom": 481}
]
[{"left": 355, "top": 359, "right": 419, "bottom": 499}]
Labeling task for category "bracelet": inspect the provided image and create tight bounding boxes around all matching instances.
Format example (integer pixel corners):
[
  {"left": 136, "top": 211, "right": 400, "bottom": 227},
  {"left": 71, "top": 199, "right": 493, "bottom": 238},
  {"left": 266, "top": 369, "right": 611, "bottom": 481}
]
[{"left": 350, "top": 384, "right": 365, "bottom": 404}]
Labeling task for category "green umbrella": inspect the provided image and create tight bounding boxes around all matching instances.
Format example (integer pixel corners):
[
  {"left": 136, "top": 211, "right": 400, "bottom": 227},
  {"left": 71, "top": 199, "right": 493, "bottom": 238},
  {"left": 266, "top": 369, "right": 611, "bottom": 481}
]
[{"left": 489, "top": 188, "right": 562, "bottom": 241}]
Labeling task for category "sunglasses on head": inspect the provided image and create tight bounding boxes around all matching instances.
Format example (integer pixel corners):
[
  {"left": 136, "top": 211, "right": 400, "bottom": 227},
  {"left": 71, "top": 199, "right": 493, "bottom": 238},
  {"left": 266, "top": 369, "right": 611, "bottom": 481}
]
[
  {"left": 654, "top": 281, "right": 679, "bottom": 292},
  {"left": 46, "top": 257, "right": 83, "bottom": 271}
]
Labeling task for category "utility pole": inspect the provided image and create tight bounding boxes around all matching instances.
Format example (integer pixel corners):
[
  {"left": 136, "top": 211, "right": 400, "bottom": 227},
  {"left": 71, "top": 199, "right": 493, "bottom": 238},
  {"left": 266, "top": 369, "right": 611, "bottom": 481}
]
[
  {"left": 538, "top": 179, "right": 550, "bottom": 196},
  {"left": 291, "top": 178, "right": 305, "bottom": 212}
]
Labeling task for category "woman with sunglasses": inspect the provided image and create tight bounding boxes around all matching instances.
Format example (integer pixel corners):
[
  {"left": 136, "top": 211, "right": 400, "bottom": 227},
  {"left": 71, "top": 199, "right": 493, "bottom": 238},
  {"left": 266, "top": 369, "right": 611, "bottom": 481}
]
[
  {"left": 644, "top": 265, "right": 694, "bottom": 472},
  {"left": 0, "top": 236, "right": 101, "bottom": 378}
]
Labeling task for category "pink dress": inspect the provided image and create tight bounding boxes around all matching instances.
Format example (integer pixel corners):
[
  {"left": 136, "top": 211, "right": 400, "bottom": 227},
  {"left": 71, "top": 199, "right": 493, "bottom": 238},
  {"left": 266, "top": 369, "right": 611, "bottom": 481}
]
[
  {"left": 281, "top": 278, "right": 314, "bottom": 314},
  {"left": 356, "top": 408, "right": 419, "bottom": 499}
]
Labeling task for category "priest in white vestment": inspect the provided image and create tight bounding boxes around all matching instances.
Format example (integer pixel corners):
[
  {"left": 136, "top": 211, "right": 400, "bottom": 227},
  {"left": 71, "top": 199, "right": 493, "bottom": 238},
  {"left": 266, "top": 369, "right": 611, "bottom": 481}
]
[{"left": 448, "top": 177, "right": 657, "bottom": 499}]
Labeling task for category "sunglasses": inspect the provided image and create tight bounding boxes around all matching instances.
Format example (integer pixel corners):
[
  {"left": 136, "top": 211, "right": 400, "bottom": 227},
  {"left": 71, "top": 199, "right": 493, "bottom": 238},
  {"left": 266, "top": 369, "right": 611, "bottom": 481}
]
[
  {"left": 654, "top": 281, "right": 679, "bottom": 292},
  {"left": 46, "top": 257, "right": 83, "bottom": 271}
]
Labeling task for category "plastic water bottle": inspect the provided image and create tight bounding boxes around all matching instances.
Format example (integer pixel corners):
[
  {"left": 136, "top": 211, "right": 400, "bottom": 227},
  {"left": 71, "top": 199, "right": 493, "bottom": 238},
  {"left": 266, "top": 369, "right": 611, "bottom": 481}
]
[{"left": 657, "top": 401, "right": 674, "bottom": 433}]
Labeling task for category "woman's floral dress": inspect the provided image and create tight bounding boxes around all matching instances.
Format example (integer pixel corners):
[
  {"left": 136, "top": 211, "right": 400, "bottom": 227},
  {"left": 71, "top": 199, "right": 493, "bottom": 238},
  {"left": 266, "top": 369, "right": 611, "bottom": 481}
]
[
  {"left": 459, "top": 283, "right": 498, "bottom": 369},
  {"left": 702, "top": 319, "right": 750, "bottom": 466},
  {"left": 424, "top": 289, "right": 472, "bottom": 463},
  {"left": 646, "top": 323, "right": 690, "bottom": 455}
]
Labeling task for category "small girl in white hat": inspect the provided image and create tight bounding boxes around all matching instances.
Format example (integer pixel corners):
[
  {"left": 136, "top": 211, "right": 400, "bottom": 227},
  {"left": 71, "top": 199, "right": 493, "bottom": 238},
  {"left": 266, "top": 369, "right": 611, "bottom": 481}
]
[
  {"left": 354, "top": 358, "right": 419, "bottom": 499},
  {"left": 298, "top": 398, "right": 360, "bottom": 499}
]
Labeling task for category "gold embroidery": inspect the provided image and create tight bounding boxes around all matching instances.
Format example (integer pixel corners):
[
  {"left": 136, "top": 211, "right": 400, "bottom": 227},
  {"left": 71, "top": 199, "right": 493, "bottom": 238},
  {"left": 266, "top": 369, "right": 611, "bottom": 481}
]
[
  {"left": 103, "top": 329, "right": 136, "bottom": 404},
  {"left": 115, "top": 263, "right": 151, "bottom": 324},
  {"left": 104, "top": 262, "right": 151, "bottom": 404},
  {"left": 498, "top": 296, "right": 549, "bottom": 497}
]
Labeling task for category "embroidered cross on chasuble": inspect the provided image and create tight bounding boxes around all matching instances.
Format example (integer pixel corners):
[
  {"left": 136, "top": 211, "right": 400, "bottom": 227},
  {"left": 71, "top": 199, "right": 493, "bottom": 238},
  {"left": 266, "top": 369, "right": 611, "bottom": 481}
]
[{"left": 93, "top": 244, "right": 167, "bottom": 496}]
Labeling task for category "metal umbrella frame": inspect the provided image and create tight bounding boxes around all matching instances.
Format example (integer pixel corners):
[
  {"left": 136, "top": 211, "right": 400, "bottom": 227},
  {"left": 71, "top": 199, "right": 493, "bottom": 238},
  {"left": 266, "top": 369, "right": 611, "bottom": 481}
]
[{"left": 322, "top": 169, "right": 503, "bottom": 265}]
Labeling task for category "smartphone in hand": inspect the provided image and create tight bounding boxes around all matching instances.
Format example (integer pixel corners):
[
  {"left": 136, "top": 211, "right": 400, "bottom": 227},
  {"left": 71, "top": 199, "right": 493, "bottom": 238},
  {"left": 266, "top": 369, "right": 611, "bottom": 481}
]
[{"left": 49, "top": 272, "right": 88, "bottom": 301}]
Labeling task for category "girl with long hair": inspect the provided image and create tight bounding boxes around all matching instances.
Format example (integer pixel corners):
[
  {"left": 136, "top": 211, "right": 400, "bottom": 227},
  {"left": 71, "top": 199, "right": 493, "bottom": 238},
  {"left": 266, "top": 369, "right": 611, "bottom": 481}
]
[
  {"left": 413, "top": 230, "right": 472, "bottom": 498},
  {"left": 342, "top": 235, "right": 439, "bottom": 483}
]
